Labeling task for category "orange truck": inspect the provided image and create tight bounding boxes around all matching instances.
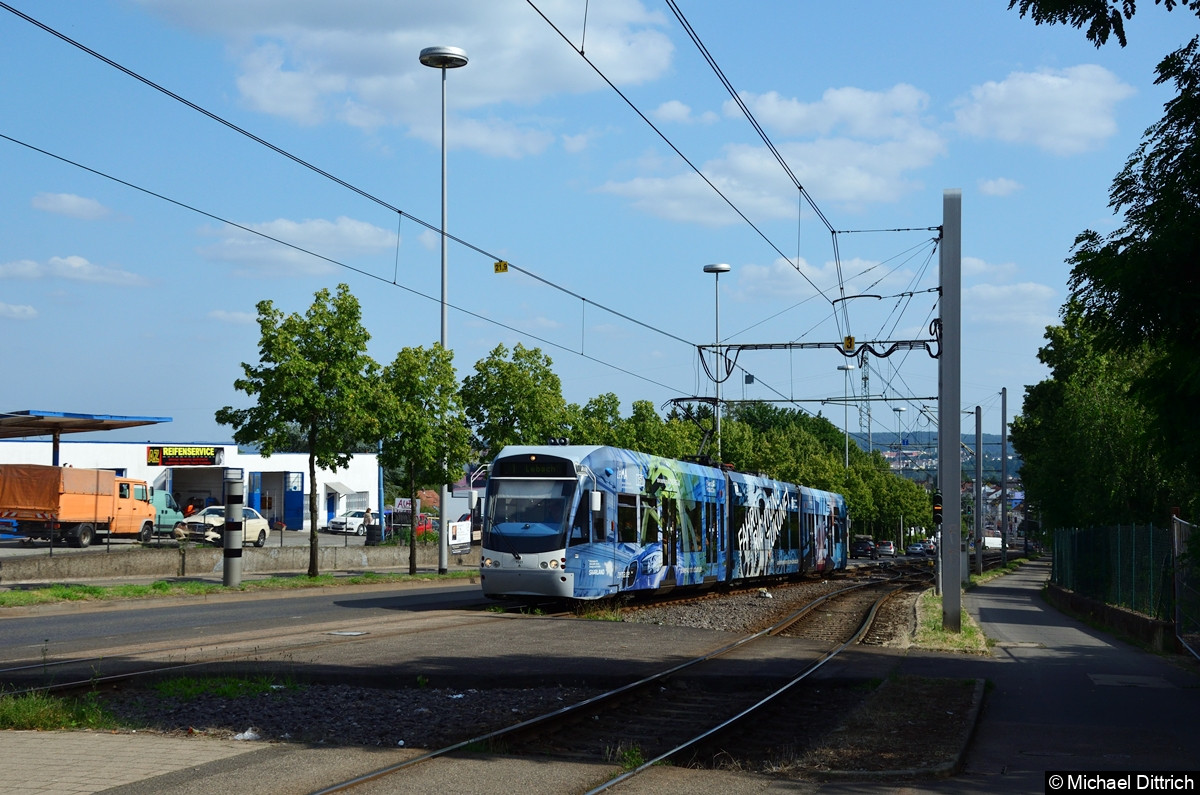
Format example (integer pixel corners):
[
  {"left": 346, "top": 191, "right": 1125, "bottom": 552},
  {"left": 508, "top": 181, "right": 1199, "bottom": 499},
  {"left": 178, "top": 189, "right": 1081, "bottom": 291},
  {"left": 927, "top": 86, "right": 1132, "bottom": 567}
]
[{"left": 0, "top": 464, "right": 156, "bottom": 547}]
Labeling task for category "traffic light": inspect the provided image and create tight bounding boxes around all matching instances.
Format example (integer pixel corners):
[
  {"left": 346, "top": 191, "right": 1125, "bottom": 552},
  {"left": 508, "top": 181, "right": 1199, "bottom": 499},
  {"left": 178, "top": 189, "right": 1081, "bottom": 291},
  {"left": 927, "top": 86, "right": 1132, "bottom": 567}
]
[{"left": 932, "top": 492, "right": 943, "bottom": 525}]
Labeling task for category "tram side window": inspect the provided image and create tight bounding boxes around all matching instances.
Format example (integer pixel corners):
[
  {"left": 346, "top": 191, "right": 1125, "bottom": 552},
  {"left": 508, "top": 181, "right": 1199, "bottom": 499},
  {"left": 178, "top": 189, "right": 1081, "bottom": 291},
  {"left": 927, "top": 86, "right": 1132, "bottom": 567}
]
[
  {"left": 568, "top": 494, "right": 588, "bottom": 546},
  {"left": 640, "top": 496, "right": 660, "bottom": 545},
  {"left": 617, "top": 495, "right": 638, "bottom": 544},
  {"left": 706, "top": 503, "right": 719, "bottom": 564},
  {"left": 788, "top": 502, "right": 800, "bottom": 551},
  {"left": 661, "top": 497, "right": 678, "bottom": 566},
  {"left": 589, "top": 492, "right": 613, "bottom": 543},
  {"left": 730, "top": 501, "right": 747, "bottom": 544},
  {"left": 685, "top": 499, "right": 702, "bottom": 555}
]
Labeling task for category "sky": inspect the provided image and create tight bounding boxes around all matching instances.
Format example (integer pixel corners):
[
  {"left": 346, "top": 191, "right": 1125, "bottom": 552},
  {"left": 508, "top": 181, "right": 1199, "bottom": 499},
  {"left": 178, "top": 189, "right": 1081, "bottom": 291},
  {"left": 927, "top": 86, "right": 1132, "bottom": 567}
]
[{"left": 0, "top": 1, "right": 1188, "bottom": 456}]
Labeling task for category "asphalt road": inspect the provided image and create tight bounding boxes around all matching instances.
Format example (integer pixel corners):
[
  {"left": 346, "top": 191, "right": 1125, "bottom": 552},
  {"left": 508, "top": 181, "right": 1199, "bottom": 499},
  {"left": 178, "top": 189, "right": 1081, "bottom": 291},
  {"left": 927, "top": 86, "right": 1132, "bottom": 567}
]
[
  {"left": 0, "top": 526, "right": 375, "bottom": 559},
  {"left": 0, "top": 581, "right": 486, "bottom": 665}
]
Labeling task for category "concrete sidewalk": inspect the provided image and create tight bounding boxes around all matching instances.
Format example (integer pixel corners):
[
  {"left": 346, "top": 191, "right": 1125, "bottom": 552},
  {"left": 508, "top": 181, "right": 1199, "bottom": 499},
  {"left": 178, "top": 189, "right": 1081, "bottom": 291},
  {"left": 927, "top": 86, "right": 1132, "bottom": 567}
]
[{"left": 3, "top": 559, "right": 1198, "bottom": 794}]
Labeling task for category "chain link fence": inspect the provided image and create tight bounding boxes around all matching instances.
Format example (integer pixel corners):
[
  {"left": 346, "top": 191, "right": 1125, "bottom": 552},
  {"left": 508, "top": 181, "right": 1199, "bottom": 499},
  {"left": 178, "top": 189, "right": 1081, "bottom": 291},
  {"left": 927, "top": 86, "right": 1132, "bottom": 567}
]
[
  {"left": 1174, "top": 517, "right": 1199, "bottom": 659},
  {"left": 1052, "top": 523, "right": 1175, "bottom": 620}
]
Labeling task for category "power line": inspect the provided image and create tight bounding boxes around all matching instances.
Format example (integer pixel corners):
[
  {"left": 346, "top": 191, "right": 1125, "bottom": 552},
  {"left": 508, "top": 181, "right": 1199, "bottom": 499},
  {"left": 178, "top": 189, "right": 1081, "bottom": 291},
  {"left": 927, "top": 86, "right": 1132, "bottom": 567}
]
[
  {"left": 0, "top": 130, "right": 692, "bottom": 396},
  {"left": 525, "top": 0, "right": 835, "bottom": 306}
]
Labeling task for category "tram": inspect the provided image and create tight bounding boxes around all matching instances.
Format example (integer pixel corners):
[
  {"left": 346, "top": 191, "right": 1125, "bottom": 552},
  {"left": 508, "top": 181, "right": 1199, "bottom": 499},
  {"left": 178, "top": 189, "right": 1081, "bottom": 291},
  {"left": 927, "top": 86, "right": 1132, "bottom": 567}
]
[{"left": 478, "top": 445, "right": 848, "bottom": 600}]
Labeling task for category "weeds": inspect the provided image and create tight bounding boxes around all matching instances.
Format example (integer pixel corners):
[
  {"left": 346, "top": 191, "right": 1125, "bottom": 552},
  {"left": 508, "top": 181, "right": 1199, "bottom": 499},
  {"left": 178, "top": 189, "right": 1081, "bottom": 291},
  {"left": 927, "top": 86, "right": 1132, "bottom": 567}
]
[
  {"left": 0, "top": 570, "right": 479, "bottom": 609},
  {"left": 0, "top": 690, "right": 117, "bottom": 731},
  {"left": 576, "top": 606, "right": 623, "bottom": 622},
  {"left": 913, "top": 589, "right": 990, "bottom": 653},
  {"left": 151, "top": 675, "right": 300, "bottom": 701}
]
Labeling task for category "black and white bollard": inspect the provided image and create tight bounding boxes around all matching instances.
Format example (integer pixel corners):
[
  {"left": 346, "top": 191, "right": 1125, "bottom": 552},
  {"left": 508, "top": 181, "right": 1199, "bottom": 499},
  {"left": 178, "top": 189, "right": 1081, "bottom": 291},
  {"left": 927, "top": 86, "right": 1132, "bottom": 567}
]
[{"left": 223, "top": 468, "right": 244, "bottom": 587}]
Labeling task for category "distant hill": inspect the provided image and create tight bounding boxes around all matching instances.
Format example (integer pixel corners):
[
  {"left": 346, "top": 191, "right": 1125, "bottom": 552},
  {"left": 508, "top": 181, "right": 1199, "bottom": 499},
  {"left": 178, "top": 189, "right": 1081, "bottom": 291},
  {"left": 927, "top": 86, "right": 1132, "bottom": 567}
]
[{"left": 849, "top": 430, "right": 1021, "bottom": 482}]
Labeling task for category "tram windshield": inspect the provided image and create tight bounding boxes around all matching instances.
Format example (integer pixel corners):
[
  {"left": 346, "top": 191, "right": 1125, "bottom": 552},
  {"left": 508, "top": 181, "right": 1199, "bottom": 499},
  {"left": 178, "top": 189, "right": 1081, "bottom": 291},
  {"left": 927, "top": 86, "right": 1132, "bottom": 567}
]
[{"left": 484, "top": 478, "right": 576, "bottom": 554}]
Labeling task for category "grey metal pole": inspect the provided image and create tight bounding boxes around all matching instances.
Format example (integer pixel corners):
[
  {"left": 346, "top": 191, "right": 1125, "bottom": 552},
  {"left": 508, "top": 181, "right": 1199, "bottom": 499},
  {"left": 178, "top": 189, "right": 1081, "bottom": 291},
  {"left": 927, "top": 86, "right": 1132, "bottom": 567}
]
[
  {"left": 1001, "top": 387, "right": 1009, "bottom": 566},
  {"left": 939, "top": 189, "right": 963, "bottom": 631},
  {"left": 223, "top": 468, "right": 243, "bottom": 588},
  {"left": 421, "top": 45, "right": 468, "bottom": 576},
  {"left": 704, "top": 263, "right": 730, "bottom": 461},
  {"left": 437, "top": 65, "right": 450, "bottom": 575},
  {"left": 975, "top": 405, "right": 983, "bottom": 577}
]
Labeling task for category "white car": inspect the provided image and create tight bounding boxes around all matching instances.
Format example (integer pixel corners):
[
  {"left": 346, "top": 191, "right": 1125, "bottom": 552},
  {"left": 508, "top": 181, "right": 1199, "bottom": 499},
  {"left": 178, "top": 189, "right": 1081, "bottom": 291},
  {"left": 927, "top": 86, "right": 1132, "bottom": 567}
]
[
  {"left": 174, "top": 506, "right": 271, "bottom": 547},
  {"left": 328, "top": 510, "right": 369, "bottom": 535}
]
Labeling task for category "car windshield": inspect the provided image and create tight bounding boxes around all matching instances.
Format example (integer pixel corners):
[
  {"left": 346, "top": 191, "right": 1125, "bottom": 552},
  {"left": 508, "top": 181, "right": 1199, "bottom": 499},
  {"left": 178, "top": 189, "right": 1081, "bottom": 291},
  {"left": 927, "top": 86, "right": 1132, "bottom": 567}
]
[{"left": 197, "top": 507, "right": 224, "bottom": 518}]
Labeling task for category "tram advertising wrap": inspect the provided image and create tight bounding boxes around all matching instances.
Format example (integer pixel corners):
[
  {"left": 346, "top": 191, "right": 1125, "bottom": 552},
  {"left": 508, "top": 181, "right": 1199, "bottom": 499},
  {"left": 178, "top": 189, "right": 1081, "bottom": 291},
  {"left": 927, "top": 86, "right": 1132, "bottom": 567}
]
[{"left": 479, "top": 445, "right": 849, "bottom": 601}]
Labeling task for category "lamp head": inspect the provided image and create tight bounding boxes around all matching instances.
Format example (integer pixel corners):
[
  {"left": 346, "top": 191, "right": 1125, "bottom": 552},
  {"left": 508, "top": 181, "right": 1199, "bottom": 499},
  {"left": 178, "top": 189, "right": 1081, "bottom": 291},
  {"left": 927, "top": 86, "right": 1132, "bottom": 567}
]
[
  {"left": 703, "top": 263, "right": 731, "bottom": 274},
  {"left": 420, "top": 46, "right": 469, "bottom": 69}
]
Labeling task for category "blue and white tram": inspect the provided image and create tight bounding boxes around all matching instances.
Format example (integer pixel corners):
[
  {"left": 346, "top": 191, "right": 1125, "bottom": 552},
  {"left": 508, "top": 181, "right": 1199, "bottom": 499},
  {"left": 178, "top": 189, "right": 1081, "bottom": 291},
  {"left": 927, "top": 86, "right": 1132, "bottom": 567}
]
[{"left": 479, "top": 445, "right": 849, "bottom": 601}]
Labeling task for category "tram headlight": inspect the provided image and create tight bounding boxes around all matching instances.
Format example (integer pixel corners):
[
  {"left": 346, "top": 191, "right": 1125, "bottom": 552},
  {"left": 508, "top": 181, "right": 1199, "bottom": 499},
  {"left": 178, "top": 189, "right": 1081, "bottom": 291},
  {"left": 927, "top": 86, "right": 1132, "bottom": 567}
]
[
  {"left": 539, "top": 561, "right": 548, "bottom": 569},
  {"left": 548, "top": 559, "right": 559, "bottom": 569},
  {"left": 482, "top": 557, "right": 497, "bottom": 568}
]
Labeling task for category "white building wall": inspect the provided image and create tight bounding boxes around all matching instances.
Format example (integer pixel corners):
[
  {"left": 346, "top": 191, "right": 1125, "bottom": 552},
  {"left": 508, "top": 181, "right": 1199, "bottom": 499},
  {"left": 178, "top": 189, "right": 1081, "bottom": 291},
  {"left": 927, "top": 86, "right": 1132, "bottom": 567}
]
[{"left": 0, "top": 440, "right": 379, "bottom": 532}]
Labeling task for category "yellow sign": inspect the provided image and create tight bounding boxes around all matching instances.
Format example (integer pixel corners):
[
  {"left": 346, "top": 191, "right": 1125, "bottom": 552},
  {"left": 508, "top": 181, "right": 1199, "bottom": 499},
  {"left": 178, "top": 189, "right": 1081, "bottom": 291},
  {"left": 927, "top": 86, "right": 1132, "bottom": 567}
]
[
  {"left": 147, "top": 446, "right": 223, "bottom": 466},
  {"left": 843, "top": 336, "right": 855, "bottom": 353},
  {"left": 494, "top": 260, "right": 509, "bottom": 273}
]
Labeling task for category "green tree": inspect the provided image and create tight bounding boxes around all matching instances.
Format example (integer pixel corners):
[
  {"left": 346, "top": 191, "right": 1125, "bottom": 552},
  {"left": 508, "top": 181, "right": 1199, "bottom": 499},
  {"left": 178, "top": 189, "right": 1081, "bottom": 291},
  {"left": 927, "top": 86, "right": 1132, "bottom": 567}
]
[
  {"left": 565, "top": 392, "right": 627, "bottom": 447},
  {"left": 461, "top": 343, "right": 568, "bottom": 461},
  {"left": 1007, "top": 0, "right": 1199, "bottom": 48},
  {"left": 215, "top": 284, "right": 381, "bottom": 577},
  {"left": 1012, "top": 306, "right": 1185, "bottom": 526},
  {"left": 1067, "top": 38, "right": 1200, "bottom": 479},
  {"left": 378, "top": 344, "right": 472, "bottom": 574}
]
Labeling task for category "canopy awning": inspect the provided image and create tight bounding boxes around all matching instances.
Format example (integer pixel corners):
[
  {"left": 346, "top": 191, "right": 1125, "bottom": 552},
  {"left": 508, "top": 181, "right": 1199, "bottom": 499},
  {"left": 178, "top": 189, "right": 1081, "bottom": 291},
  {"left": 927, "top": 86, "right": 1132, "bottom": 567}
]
[
  {"left": 0, "top": 409, "right": 171, "bottom": 465},
  {"left": 325, "top": 481, "right": 355, "bottom": 495}
]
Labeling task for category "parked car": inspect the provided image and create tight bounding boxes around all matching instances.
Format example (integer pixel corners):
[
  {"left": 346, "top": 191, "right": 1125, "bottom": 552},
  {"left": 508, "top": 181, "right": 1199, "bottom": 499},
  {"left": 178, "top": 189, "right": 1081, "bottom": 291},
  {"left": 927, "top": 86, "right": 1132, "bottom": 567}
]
[
  {"left": 923, "top": 540, "right": 937, "bottom": 555},
  {"left": 851, "top": 538, "right": 879, "bottom": 560},
  {"left": 328, "top": 510, "right": 369, "bottom": 535},
  {"left": 173, "top": 506, "right": 271, "bottom": 547},
  {"left": 876, "top": 540, "right": 896, "bottom": 557},
  {"left": 906, "top": 542, "right": 927, "bottom": 556}
]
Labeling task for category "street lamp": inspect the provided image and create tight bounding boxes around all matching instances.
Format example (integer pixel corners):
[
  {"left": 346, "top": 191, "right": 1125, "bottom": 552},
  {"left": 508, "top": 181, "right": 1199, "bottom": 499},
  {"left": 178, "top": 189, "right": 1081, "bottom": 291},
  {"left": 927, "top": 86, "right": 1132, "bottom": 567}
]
[
  {"left": 893, "top": 406, "right": 907, "bottom": 472},
  {"left": 703, "top": 263, "right": 730, "bottom": 461},
  {"left": 420, "top": 45, "right": 468, "bottom": 575},
  {"left": 837, "top": 363, "right": 856, "bottom": 467}
]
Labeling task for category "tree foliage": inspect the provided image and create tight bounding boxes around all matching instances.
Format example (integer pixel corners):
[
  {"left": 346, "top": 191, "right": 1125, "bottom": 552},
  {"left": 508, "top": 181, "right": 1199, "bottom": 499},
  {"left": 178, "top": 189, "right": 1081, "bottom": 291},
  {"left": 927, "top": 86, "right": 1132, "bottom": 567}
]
[
  {"left": 1011, "top": 306, "right": 1188, "bottom": 526},
  {"left": 1007, "top": 0, "right": 1200, "bottom": 48},
  {"left": 378, "top": 344, "right": 472, "bottom": 574},
  {"left": 460, "top": 343, "right": 568, "bottom": 461},
  {"left": 1008, "top": 6, "right": 1200, "bottom": 525},
  {"left": 215, "top": 284, "right": 381, "bottom": 576}
]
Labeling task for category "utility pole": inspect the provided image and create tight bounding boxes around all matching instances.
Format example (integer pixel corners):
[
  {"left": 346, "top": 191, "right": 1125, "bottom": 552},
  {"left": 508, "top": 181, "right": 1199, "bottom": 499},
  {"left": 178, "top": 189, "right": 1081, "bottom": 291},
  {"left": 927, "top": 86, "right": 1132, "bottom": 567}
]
[
  {"left": 938, "top": 189, "right": 963, "bottom": 632},
  {"left": 975, "top": 405, "right": 983, "bottom": 577},
  {"left": 1001, "top": 387, "right": 1009, "bottom": 567}
]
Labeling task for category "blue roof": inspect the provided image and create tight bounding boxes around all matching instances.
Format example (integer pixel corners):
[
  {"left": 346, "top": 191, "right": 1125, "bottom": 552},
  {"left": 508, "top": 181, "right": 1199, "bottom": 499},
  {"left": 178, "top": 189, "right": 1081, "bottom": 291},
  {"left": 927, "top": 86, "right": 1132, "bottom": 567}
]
[{"left": 0, "top": 409, "right": 171, "bottom": 440}]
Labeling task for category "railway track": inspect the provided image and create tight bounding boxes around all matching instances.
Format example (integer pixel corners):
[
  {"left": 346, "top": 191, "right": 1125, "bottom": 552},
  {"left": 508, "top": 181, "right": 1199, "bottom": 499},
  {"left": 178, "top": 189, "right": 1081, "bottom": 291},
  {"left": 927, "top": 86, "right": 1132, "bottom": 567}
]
[
  {"left": 310, "top": 566, "right": 932, "bottom": 794},
  {"left": 0, "top": 608, "right": 504, "bottom": 696}
]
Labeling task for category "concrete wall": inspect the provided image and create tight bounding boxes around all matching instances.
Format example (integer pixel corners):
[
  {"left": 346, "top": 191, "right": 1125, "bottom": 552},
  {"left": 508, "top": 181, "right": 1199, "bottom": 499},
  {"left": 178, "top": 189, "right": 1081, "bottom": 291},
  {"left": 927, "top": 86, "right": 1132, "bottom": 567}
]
[
  {"left": 1045, "top": 582, "right": 1178, "bottom": 654},
  {"left": 0, "top": 544, "right": 480, "bottom": 585}
]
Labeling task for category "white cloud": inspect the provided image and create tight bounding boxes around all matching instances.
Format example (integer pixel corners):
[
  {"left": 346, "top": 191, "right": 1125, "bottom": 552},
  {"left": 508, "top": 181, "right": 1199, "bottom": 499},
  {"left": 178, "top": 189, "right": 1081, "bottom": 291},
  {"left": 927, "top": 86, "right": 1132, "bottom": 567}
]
[
  {"left": 0, "top": 302, "right": 37, "bottom": 320},
  {"left": 733, "top": 84, "right": 931, "bottom": 139},
  {"left": 137, "top": 0, "right": 673, "bottom": 153},
  {"left": 562, "top": 133, "right": 590, "bottom": 153},
  {"left": 201, "top": 216, "right": 396, "bottom": 275},
  {"left": 652, "top": 100, "right": 718, "bottom": 124},
  {"left": 953, "top": 65, "right": 1135, "bottom": 155},
  {"left": 599, "top": 127, "right": 946, "bottom": 224},
  {"left": 979, "top": 178, "right": 1021, "bottom": 197},
  {"left": 0, "top": 256, "right": 148, "bottom": 285},
  {"left": 31, "top": 193, "right": 111, "bottom": 220},
  {"left": 964, "top": 281, "right": 1058, "bottom": 328},
  {"left": 208, "top": 309, "right": 257, "bottom": 324}
]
